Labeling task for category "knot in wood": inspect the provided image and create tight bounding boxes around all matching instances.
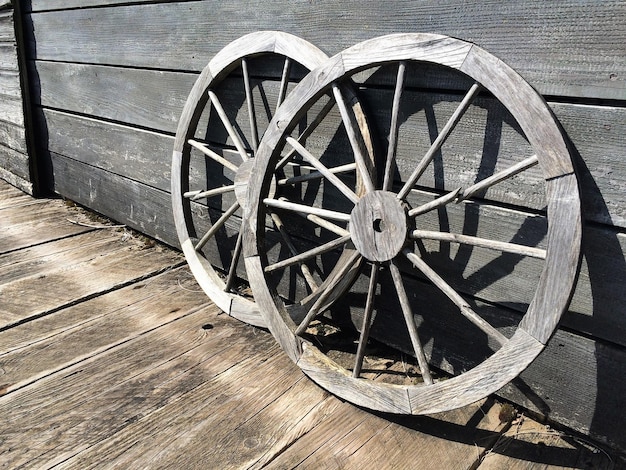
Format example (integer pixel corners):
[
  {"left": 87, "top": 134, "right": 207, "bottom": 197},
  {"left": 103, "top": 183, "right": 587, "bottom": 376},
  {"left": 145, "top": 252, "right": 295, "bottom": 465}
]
[{"left": 350, "top": 191, "right": 408, "bottom": 262}]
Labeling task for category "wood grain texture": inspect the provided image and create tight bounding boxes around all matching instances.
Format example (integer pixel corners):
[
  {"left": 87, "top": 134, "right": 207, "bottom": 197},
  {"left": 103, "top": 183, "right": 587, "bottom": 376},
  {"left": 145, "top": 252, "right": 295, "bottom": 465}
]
[
  {"left": 24, "top": 0, "right": 626, "bottom": 100},
  {"left": 30, "top": 60, "right": 195, "bottom": 133},
  {"left": 49, "top": 152, "right": 180, "bottom": 246},
  {"left": 36, "top": 90, "right": 626, "bottom": 229},
  {"left": 0, "top": 10, "right": 13, "bottom": 41},
  {"left": 0, "top": 144, "right": 28, "bottom": 181},
  {"left": 0, "top": 232, "right": 182, "bottom": 329},
  {"left": 0, "top": 165, "right": 32, "bottom": 193},
  {"left": 0, "top": 70, "right": 21, "bottom": 99},
  {"left": 0, "top": 306, "right": 235, "bottom": 468},
  {"left": 0, "top": 95, "right": 23, "bottom": 126},
  {"left": 521, "top": 174, "right": 582, "bottom": 343},
  {"left": 0, "top": 266, "right": 201, "bottom": 394},
  {"left": 0, "top": 4, "right": 32, "bottom": 194},
  {"left": 264, "top": 398, "right": 504, "bottom": 470},
  {"left": 0, "top": 118, "right": 27, "bottom": 154},
  {"left": 0, "top": 198, "right": 92, "bottom": 253},
  {"left": 0, "top": 43, "right": 17, "bottom": 70}
]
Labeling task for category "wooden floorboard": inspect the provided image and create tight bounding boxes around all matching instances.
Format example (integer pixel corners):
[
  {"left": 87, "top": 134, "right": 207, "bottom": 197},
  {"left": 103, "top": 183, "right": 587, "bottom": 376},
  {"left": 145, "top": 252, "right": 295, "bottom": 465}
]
[{"left": 0, "top": 179, "right": 619, "bottom": 469}]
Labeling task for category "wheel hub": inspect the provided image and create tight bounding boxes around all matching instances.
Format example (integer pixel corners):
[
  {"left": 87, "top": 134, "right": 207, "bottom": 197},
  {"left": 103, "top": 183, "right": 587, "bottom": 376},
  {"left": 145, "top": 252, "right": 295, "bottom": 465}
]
[{"left": 350, "top": 191, "right": 408, "bottom": 262}]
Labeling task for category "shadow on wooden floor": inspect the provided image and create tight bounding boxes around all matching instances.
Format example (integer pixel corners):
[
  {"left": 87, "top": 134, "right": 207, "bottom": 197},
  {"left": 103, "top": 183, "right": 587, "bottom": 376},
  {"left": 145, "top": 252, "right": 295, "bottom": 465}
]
[{"left": 0, "top": 180, "right": 619, "bottom": 469}]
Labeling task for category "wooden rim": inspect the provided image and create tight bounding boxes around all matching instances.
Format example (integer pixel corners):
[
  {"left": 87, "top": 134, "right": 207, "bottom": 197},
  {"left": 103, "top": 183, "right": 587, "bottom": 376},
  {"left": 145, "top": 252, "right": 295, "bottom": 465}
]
[
  {"left": 172, "top": 31, "right": 374, "bottom": 327},
  {"left": 172, "top": 31, "right": 329, "bottom": 327},
  {"left": 244, "top": 33, "right": 582, "bottom": 414}
]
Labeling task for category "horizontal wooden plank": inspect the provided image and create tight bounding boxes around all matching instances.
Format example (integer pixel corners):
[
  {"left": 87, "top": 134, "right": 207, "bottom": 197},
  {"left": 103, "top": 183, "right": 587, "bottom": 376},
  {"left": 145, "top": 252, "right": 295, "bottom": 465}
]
[
  {"left": 0, "top": 94, "right": 23, "bottom": 126},
  {"left": 0, "top": 43, "right": 17, "bottom": 70},
  {"left": 27, "top": 0, "right": 166, "bottom": 10},
  {"left": 49, "top": 152, "right": 180, "bottom": 247},
  {"left": 0, "top": 165, "right": 33, "bottom": 194},
  {"left": 0, "top": 144, "right": 28, "bottom": 180},
  {"left": 39, "top": 108, "right": 174, "bottom": 191},
  {"left": 0, "top": 69, "right": 22, "bottom": 99},
  {"left": 0, "top": 198, "right": 92, "bottom": 253},
  {"left": 0, "top": 266, "right": 207, "bottom": 392},
  {"left": 0, "top": 118, "right": 26, "bottom": 154},
  {"left": 0, "top": 261, "right": 194, "bottom": 356},
  {"left": 0, "top": 178, "right": 37, "bottom": 208},
  {"left": 30, "top": 60, "right": 193, "bottom": 132},
  {"left": 0, "top": 10, "right": 14, "bottom": 42},
  {"left": 0, "top": 234, "right": 182, "bottom": 328},
  {"left": 24, "top": 1, "right": 626, "bottom": 100},
  {"left": 32, "top": 62, "right": 626, "bottom": 227}
]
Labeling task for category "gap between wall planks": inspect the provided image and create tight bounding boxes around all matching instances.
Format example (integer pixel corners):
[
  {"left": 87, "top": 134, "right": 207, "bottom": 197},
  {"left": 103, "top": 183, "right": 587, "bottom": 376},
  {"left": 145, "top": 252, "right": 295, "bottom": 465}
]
[{"left": 0, "top": 180, "right": 617, "bottom": 469}]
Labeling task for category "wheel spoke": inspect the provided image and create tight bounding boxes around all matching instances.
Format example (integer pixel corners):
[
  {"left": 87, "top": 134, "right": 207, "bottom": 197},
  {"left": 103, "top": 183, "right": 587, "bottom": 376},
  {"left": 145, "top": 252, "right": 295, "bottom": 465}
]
[
  {"left": 265, "top": 234, "right": 351, "bottom": 273},
  {"left": 263, "top": 197, "right": 351, "bottom": 222},
  {"left": 332, "top": 84, "right": 375, "bottom": 194},
  {"left": 187, "top": 139, "right": 239, "bottom": 173},
  {"left": 296, "top": 212, "right": 350, "bottom": 237},
  {"left": 389, "top": 260, "right": 433, "bottom": 385},
  {"left": 195, "top": 201, "right": 240, "bottom": 251},
  {"left": 208, "top": 90, "right": 250, "bottom": 162},
  {"left": 410, "top": 230, "right": 546, "bottom": 259},
  {"left": 285, "top": 137, "right": 359, "bottom": 204},
  {"left": 276, "top": 57, "right": 293, "bottom": 113},
  {"left": 184, "top": 184, "right": 235, "bottom": 201},
  {"left": 352, "top": 262, "right": 380, "bottom": 378},
  {"left": 241, "top": 58, "right": 259, "bottom": 153},
  {"left": 275, "top": 99, "right": 336, "bottom": 170},
  {"left": 295, "top": 250, "right": 361, "bottom": 336},
  {"left": 458, "top": 155, "right": 540, "bottom": 202},
  {"left": 270, "top": 212, "right": 318, "bottom": 291},
  {"left": 278, "top": 163, "right": 357, "bottom": 186},
  {"left": 397, "top": 83, "right": 481, "bottom": 200},
  {"left": 224, "top": 221, "right": 244, "bottom": 292},
  {"left": 403, "top": 249, "right": 507, "bottom": 345},
  {"left": 407, "top": 188, "right": 461, "bottom": 217},
  {"left": 383, "top": 61, "right": 406, "bottom": 191}
]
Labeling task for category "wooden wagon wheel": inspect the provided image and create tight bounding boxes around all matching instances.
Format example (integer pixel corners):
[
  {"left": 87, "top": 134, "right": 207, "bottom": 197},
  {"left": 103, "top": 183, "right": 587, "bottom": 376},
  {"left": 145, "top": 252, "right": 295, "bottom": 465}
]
[
  {"left": 244, "top": 33, "right": 582, "bottom": 414},
  {"left": 172, "top": 31, "right": 373, "bottom": 327}
]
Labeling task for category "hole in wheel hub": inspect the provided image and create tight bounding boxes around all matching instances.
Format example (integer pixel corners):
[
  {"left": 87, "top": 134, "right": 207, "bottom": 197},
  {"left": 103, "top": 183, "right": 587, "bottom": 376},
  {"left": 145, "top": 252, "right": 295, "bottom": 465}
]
[{"left": 350, "top": 191, "right": 408, "bottom": 262}]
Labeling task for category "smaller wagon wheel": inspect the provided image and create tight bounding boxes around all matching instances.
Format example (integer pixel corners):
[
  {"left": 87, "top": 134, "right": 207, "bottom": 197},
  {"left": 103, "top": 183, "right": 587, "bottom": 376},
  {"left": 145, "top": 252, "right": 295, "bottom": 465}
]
[
  {"left": 244, "top": 34, "right": 582, "bottom": 414},
  {"left": 172, "top": 31, "right": 373, "bottom": 326}
]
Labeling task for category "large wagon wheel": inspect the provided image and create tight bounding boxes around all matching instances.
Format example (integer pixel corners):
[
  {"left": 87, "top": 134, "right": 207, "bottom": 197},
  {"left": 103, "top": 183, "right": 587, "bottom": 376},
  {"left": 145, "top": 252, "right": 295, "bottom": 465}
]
[
  {"left": 244, "top": 34, "right": 582, "bottom": 414},
  {"left": 172, "top": 31, "right": 373, "bottom": 327}
]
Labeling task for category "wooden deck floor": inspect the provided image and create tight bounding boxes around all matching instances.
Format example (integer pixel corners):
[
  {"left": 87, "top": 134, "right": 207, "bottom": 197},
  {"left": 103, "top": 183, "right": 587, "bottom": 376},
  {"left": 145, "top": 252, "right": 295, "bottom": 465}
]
[{"left": 0, "top": 180, "right": 619, "bottom": 469}]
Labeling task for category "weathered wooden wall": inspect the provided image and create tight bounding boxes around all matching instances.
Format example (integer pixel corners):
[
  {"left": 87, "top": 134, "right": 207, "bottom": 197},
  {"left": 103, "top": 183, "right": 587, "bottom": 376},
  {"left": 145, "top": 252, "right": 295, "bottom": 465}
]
[
  {"left": 0, "top": 1, "right": 34, "bottom": 193},
  {"left": 13, "top": 0, "right": 626, "bottom": 452}
]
